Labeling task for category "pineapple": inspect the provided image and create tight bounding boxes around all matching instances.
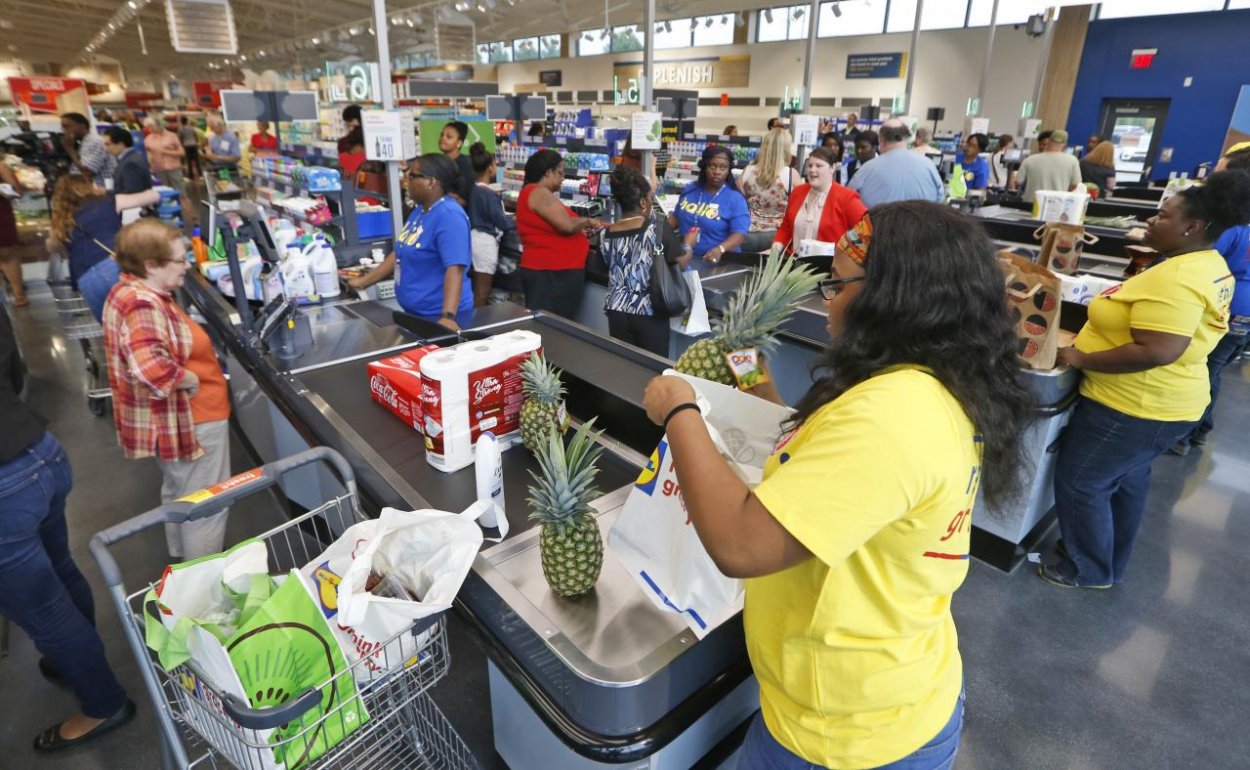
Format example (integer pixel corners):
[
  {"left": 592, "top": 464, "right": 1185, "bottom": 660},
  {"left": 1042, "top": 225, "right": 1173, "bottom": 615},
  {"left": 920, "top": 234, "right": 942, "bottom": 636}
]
[
  {"left": 675, "top": 255, "right": 820, "bottom": 386},
  {"left": 520, "top": 351, "right": 568, "bottom": 453},
  {"left": 527, "top": 420, "right": 605, "bottom": 598}
]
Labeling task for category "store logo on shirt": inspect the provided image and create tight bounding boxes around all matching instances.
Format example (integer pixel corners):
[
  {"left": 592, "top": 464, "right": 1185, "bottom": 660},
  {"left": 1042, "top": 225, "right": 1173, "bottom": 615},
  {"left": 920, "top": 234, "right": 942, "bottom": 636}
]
[
  {"left": 399, "top": 222, "right": 425, "bottom": 248},
  {"left": 679, "top": 199, "right": 721, "bottom": 220}
]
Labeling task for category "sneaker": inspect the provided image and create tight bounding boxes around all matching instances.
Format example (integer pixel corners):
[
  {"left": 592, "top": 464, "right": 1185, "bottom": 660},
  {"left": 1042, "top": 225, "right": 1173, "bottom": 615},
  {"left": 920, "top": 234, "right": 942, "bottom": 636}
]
[
  {"left": 1190, "top": 431, "right": 1209, "bottom": 447},
  {"left": 1167, "top": 441, "right": 1191, "bottom": 456},
  {"left": 1037, "top": 563, "right": 1111, "bottom": 590}
]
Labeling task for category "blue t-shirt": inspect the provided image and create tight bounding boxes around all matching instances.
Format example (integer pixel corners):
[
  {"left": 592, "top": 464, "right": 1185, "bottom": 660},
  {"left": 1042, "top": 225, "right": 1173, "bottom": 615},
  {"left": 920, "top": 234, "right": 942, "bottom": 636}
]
[
  {"left": 674, "top": 182, "right": 750, "bottom": 258},
  {"left": 67, "top": 197, "right": 122, "bottom": 287},
  {"left": 1215, "top": 224, "right": 1250, "bottom": 319},
  {"left": 956, "top": 153, "right": 990, "bottom": 190},
  {"left": 208, "top": 131, "right": 240, "bottom": 162},
  {"left": 395, "top": 196, "right": 474, "bottom": 320}
]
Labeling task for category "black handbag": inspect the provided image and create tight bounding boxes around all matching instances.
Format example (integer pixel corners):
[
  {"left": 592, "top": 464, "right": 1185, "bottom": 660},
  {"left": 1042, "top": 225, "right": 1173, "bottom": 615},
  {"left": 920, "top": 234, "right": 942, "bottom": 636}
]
[{"left": 648, "top": 213, "right": 692, "bottom": 318}]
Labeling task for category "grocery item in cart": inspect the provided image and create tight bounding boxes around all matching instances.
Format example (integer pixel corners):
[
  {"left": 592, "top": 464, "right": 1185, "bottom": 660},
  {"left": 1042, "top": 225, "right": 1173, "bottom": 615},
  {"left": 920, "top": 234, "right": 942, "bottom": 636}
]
[
  {"left": 420, "top": 329, "right": 542, "bottom": 473},
  {"left": 302, "top": 504, "right": 486, "bottom": 685},
  {"left": 367, "top": 345, "right": 440, "bottom": 431}
]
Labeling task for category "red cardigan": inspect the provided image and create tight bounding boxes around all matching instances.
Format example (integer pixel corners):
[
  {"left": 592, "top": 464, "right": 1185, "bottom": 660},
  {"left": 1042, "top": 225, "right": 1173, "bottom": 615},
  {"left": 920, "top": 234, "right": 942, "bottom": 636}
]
[{"left": 773, "top": 183, "right": 868, "bottom": 254}]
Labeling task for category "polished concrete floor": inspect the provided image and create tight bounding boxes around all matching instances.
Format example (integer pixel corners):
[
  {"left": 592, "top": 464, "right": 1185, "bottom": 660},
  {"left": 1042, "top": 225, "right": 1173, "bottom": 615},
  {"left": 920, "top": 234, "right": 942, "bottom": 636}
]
[{"left": 3, "top": 278, "right": 1249, "bottom": 769}]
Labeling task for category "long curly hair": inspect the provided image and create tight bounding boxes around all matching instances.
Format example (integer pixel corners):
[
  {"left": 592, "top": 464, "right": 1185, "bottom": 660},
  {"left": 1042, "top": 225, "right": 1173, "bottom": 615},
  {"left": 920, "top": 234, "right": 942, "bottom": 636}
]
[
  {"left": 789, "top": 201, "right": 1034, "bottom": 511},
  {"left": 51, "top": 175, "right": 106, "bottom": 245}
]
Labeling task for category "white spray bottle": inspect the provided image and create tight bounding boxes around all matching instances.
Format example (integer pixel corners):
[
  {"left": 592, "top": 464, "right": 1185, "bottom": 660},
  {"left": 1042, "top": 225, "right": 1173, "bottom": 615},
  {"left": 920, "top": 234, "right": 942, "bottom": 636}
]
[{"left": 474, "top": 432, "right": 507, "bottom": 536}]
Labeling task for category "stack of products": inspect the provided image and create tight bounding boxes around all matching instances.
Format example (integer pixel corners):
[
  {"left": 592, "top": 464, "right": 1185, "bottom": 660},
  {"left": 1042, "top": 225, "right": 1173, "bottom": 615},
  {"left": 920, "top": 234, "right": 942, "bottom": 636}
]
[{"left": 154, "top": 186, "right": 182, "bottom": 228}]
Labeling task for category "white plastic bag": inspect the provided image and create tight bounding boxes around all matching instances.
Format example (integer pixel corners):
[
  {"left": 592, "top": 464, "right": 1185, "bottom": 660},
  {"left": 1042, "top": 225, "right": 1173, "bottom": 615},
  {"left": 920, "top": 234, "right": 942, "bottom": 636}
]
[
  {"left": 302, "top": 502, "right": 487, "bottom": 683},
  {"left": 608, "top": 372, "right": 792, "bottom": 638},
  {"left": 670, "top": 270, "right": 711, "bottom": 337}
]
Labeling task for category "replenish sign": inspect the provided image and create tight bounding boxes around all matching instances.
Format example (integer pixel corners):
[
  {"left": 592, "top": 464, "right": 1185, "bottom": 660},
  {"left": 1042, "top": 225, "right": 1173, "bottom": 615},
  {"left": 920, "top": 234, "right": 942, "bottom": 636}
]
[{"left": 363, "top": 110, "right": 417, "bottom": 162}]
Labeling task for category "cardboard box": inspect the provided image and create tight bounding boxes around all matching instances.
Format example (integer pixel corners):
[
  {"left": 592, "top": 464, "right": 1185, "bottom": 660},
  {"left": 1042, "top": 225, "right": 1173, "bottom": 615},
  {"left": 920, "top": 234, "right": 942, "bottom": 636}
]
[{"left": 367, "top": 345, "right": 440, "bottom": 432}]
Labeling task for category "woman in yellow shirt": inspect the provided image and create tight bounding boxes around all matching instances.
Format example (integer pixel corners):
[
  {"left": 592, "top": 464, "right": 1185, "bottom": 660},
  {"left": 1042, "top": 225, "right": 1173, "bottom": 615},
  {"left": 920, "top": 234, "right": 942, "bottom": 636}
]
[
  {"left": 643, "top": 202, "right": 1032, "bottom": 769},
  {"left": 1043, "top": 170, "right": 1250, "bottom": 589}
]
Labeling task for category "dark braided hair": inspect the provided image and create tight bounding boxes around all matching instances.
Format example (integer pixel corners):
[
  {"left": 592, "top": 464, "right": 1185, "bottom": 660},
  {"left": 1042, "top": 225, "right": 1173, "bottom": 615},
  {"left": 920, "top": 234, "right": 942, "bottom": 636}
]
[
  {"left": 1176, "top": 170, "right": 1250, "bottom": 241},
  {"left": 609, "top": 166, "right": 650, "bottom": 213}
]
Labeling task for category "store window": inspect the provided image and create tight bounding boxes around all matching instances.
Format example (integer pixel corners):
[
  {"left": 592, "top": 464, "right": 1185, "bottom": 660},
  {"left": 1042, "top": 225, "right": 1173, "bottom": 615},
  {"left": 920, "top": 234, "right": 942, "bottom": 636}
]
[
  {"left": 818, "top": 0, "right": 887, "bottom": 37},
  {"left": 539, "top": 35, "right": 562, "bottom": 59},
  {"left": 513, "top": 37, "right": 540, "bottom": 62},
  {"left": 1097, "top": 0, "right": 1224, "bottom": 18},
  {"left": 757, "top": 5, "right": 813, "bottom": 42},
  {"left": 1229, "top": 0, "right": 1250, "bottom": 8},
  {"left": 887, "top": 0, "right": 969, "bottom": 32},
  {"left": 693, "top": 14, "right": 735, "bottom": 47},
  {"left": 476, "top": 41, "right": 512, "bottom": 64},
  {"left": 966, "top": 0, "right": 1044, "bottom": 27},
  {"left": 611, "top": 24, "right": 646, "bottom": 53},
  {"left": 577, "top": 29, "right": 611, "bottom": 56},
  {"left": 653, "top": 19, "right": 692, "bottom": 49}
]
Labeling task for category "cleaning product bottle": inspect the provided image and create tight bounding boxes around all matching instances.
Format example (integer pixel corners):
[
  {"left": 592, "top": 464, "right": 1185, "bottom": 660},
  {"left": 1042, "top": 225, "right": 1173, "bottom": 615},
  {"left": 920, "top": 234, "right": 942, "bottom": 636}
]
[
  {"left": 281, "top": 245, "right": 316, "bottom": 300},
  {"left": 310, "top": 234, "right": 341, "bottom": 298},
  {"left": 190, "top": 227, "right": 208, "bottom": 265},
  {"left": 474, "top": 432, "right": 507, "bottom": 535}
]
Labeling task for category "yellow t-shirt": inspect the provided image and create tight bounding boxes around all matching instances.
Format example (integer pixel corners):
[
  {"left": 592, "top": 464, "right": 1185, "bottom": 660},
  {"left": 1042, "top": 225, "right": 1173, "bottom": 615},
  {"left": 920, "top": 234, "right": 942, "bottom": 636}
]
[
  {"left": 1076, "top": 249, "right": 1234, "bottom": 421},
  {"left": 747, "top": 366, "right": 979, "bottom": 769}
]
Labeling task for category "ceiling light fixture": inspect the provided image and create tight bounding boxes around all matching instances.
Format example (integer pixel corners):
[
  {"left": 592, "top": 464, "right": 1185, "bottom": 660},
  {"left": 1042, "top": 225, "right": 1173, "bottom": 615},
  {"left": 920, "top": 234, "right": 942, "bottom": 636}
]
[
  {"left": 705, "top": 16, "right": 714, "bottom": 27},
  {"left": 764, "top": 8, "right": 774, "bottom": 23},
  {"left": 794, "top": 7, "right": 805, "bottom": 20},
  {"left": 832, "top": 1, "right": 842, "bottom": 18},
  {"left": 691, "top": 18, "right": 698, "bottom": 30},
  {"left": 664, "top": 20, "right": 672, "bottom": 32}
]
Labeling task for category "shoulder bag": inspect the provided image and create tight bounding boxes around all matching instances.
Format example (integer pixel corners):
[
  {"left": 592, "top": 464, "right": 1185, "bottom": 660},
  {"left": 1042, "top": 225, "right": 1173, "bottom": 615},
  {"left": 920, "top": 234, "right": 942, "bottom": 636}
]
[{"left": 648, "top": 212, "right": 692, "bottom": 317}]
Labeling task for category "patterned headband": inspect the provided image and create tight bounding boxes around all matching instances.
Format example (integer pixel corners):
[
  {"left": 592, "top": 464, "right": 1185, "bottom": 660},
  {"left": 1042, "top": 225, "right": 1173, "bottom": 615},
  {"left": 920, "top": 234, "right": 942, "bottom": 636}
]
[{"left": 837, "top": 214, "right": 873, "bottom": 265}]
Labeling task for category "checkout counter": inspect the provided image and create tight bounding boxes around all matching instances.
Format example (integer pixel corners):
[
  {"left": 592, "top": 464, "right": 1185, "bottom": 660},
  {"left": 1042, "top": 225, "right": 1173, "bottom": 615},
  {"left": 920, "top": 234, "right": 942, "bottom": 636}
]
[{"left": 186, "top": 193, "right": 1134, "bottom": 767}]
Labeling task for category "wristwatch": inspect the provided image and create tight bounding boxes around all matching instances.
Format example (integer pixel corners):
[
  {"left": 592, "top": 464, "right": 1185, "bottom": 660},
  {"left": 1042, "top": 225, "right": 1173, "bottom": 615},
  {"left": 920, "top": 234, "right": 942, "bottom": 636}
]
[{"left": 442, "top": 311, "right": 456, "bottom": 320}]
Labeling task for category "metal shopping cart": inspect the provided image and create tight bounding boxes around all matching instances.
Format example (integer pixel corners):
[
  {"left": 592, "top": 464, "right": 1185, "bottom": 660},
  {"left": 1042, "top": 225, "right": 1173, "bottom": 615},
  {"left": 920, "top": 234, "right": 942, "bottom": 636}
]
[
  {"left": 47, "top": 278, "right": 111, "bottom": 416},
  {"left": 90, "top": 447, "right": 479, "bottom": 770}
]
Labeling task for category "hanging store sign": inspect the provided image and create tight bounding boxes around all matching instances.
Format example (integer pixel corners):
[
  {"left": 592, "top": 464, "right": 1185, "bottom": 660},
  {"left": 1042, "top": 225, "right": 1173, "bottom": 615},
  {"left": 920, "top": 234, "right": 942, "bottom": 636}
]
[
  {"left": 323, "top": 62, "right": 381, "bottom": 104},
  {"left": 7, "top": 77, "right": 91, "bottom": 116},
  {"left": 613, "top": 55, "right": 750, "bottom": 90},
  {"left": 363, "top": 109, "right": 417, "bottom": 162},
  {"left": 846, "top": 53, "right": 907, "bottom": 80},
  {"left": 539, "top": 70, "right": 563, "bottom": 87},
  {"left": 191, "top": 80, "right": 234, "bottom": 109}
]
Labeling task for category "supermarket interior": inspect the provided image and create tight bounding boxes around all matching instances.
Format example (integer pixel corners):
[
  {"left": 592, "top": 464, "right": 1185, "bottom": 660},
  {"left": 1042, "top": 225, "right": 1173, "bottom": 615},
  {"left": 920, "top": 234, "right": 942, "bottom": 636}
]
[{"left": 2, "top": 1, "right": 1250, "bottom": 768}]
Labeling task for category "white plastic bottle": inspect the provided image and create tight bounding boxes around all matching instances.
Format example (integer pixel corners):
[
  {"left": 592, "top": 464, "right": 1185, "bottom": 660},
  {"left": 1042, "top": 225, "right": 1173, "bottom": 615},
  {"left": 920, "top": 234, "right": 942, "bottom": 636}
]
[
  {"left": 310, "top": 234, "right": 341, "bottom": 298},
  {"left": 474, "top": 432, "right": 507, "bottom": 534},
  {"left": 281, "top": 245, "right": 316, "bottom": 299}
]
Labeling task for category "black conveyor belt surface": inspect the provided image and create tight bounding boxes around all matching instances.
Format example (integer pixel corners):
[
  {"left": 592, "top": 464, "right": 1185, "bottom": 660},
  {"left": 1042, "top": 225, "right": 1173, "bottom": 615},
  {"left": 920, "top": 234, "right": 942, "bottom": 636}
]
[{"left": 345, "top": 298, "right": 402, "bottom": 327}]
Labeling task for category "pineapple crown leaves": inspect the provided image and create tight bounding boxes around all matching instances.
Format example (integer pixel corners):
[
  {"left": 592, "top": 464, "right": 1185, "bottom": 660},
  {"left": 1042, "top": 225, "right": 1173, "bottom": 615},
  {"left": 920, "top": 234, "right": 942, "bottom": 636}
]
[
  {"left": 526, "top": 418, "right": 605, "bottom": 535},
  {"left": 715, "top": 255, "right": 821, "bottom": 354},
  {"left": 520, "top": 351, "right": 566, "bottom": 403}
]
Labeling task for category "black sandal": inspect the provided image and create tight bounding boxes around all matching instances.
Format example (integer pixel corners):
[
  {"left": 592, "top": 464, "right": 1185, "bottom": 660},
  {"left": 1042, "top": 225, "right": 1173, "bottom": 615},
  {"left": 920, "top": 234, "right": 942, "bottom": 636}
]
[{"left": 33, "top": 699, "right": 136, "bottom": 752}]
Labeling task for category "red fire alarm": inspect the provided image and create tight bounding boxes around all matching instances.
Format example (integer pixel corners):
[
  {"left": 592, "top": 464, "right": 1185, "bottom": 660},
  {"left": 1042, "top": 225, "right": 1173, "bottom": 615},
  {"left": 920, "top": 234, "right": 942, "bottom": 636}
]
[
  {"left": 1130, "top": 48, "right": 1158, "bottom": 69},
  {"left": 720, "top": 93, "right": 729, "bottom": 107}
]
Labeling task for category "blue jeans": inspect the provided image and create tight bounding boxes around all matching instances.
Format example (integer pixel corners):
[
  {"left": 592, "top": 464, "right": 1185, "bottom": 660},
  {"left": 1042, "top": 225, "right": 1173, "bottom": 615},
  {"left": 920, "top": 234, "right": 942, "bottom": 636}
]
[
  {"left": 1053, "top": 398, "right": 1195, "bottom": 586},
  {"left": 1190, "top": 331, "right": 1250, "bottom": 440},
  {"left": 77, "top": 257, "right": 120, "bottom": 323},
  {"left": 0, "top": 432, "right": 128, "bottom": 718},
  {"left": 735, "top": 691, "right": 965, "bottom": 770}
]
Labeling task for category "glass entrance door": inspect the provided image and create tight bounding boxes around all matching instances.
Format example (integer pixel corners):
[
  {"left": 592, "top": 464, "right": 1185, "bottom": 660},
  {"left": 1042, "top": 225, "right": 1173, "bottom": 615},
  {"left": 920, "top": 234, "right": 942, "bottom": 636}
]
[{"left": 1098, "top": 99, "right": 1170, "bottom": 183}]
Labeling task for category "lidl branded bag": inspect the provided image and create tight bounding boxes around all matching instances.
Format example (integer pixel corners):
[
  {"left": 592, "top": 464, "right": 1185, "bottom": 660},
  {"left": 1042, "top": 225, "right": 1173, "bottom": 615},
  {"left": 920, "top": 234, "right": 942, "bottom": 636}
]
[{"left": 608, "top": 372, "right": 792, "bottom": 638}]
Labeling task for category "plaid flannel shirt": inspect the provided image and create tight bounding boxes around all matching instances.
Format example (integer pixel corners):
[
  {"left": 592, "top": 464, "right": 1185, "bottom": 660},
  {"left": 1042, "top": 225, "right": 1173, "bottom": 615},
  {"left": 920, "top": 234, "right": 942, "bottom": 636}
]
[
  {"left": 73, "top": 132, "right": 117, "bottom": 188},
  {"left": 103, "top": 273, "right": 202, "bottom": 461}
]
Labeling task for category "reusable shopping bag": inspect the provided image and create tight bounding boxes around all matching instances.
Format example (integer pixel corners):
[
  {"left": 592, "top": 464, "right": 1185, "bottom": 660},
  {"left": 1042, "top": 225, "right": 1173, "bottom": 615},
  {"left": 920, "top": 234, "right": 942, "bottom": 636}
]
[
  {"left": 608, "top": 372, "right": 792, "bottom": 638},
  {"left": 1034, "top": 222, "right": 1099, "bottom": 275},
  {"left": 998, "top": 249, "right": 1063, "bottom": 370},
  {"left": 670, "top": 270, "right": 711, "bottom": 336},
  {"left": 301, "top": 502, "right": 486, "bottom": 684}
]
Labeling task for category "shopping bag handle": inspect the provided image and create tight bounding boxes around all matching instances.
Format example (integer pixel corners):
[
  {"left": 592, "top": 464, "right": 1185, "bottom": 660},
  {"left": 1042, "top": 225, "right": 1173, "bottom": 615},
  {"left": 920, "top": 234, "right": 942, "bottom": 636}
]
[
  {"left": 91, "top": 447, "right": 357, "bottom": 588},
  {"left": 222, "top": 689, "right": 323, "bottom": 730}
]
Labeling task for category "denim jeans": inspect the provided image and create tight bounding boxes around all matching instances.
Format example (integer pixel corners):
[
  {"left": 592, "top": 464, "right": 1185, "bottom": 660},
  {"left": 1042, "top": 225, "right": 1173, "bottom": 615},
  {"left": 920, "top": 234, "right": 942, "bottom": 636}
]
[
  {"left": 1053, "top": 397, "right": 1196, "bottom": 586},
  {"left": 735, "top": 691, "right": 965, "bottom": 770},
  {"left": 77, "top": 257, "right": 120, "bottom": 323},
  {"left": 0, "top": 432, "right": 128, "bottom": 718},
  {"left": 1190, "top": 331, "right": 1250, "bottom": 440}
]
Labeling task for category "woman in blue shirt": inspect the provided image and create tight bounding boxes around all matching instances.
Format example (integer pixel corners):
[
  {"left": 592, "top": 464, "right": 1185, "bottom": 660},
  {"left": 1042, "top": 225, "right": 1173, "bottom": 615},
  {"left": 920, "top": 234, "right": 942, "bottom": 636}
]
[
  {"left": 349, "top": 153, "right": 474, "bottom": 330},
  {"left": 956, "top": 133, "right": 990, "bottom": 194},
  {"left": 672, "top": 145, "right": 749, "bottom": 270}
]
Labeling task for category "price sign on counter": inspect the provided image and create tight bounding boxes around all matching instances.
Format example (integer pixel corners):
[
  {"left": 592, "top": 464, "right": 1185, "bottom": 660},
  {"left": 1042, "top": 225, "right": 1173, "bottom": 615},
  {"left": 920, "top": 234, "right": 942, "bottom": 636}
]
[
  {"left": 792, "top": 114, "right": 820, "bottom": 147},
  {"left": 631, "top": 111, "right": 663, "bottom": 151},
  {"left": 363, "top": 109, "right": 417, "bottom": 162}
]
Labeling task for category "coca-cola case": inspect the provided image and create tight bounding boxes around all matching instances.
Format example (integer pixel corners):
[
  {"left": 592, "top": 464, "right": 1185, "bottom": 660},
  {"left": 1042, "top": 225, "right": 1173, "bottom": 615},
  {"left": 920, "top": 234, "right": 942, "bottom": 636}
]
[
  {"left": 419, "top": 330, "right": 542, "bottom": 473},
  {"left": 367, "top": 345, "right": 441, "bottom": 431}
]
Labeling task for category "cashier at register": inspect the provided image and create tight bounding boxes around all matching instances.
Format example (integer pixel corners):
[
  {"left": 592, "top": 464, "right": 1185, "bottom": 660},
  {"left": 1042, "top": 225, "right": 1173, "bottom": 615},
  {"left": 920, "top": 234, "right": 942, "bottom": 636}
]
[
  {"left": 643, "top": 203, "right": 1032, "bottom": 769},
  {"left": 347, "top": 154, "right": 474, "bottom": 330}
]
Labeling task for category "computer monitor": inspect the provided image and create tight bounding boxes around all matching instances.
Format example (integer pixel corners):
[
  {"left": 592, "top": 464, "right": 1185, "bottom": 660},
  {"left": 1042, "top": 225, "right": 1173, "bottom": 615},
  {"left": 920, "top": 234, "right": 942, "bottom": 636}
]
[
  {"left": 200, "top": 200, "right": 219, "bottom": 249},
  {"left": 238, "top": 202, "right": 281, "bottom": 264},
  {"left": 1006, "top": 149, "right": 1023, "bottom": 162}
]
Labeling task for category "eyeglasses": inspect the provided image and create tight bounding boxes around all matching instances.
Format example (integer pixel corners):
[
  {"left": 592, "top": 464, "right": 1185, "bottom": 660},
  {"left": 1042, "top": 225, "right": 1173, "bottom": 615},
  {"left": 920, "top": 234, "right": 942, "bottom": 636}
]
[
  {"left": 406, "top": 172, "right": 430, "bottom": 181},
  {"left": 818, "top": 276, "right": 864, "bottom": 300}
]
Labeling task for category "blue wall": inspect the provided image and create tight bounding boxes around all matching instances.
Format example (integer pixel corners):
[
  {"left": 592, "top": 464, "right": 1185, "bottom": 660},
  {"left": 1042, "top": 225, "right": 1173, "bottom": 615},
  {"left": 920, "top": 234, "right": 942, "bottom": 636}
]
[{"left": 1069, "top": 9, "right": 1250, "bottom": 181}]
